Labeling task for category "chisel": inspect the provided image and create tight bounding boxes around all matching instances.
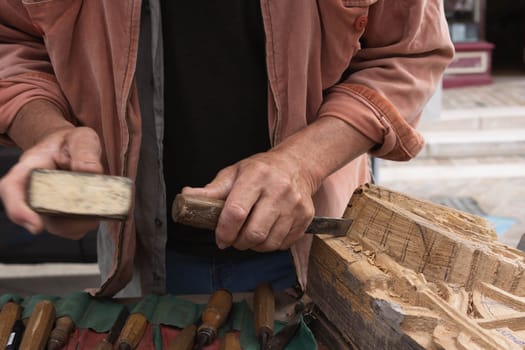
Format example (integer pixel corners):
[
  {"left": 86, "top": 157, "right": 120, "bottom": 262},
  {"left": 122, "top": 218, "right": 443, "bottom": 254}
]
[
  {"left": 19, "top": 300, "right": 56, "bottom": 350},
  {"left": 5, "top": 319, "right": 24, "bottom": 350},
  {"left": 0, "top": 301, "right": 22, "bottom": 349},
  {"left": 253, "top": 283, "right": 274, "bottom": 350},
  {"left": 265, "top": 301, "right": 315, "bottom": 350},
  {"left": 172, "top": 194, "right": 352, "bottom": 236},
  {"left": 47, "top": 315, "right": 75, "bottom": 350},
  {"left": 116, "top": 311, "right": 148, "bottom": 350},
  {"left": 194, "top": 289, "right": 233, "bottom": 350},
  {"left": 93, "top": 307, "right": 130, "bottom": 350},
  {"left": 264, "top": 318, "right": 301, "bottom": 350}
]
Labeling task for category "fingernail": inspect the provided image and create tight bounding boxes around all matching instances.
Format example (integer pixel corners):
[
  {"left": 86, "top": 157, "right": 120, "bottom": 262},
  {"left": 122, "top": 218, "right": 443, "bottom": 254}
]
[
  {"left": 22, "top": 222, "right": 37, "bottom": 234},
  {"left": 217, "top": 241, "right": 227, "bottom": 250}
]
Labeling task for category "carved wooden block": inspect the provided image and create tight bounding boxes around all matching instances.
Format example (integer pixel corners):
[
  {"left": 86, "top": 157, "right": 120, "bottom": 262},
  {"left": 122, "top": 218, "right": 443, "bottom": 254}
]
[{"left": 307, "top": 184, "right": 525, "bottom": 350}]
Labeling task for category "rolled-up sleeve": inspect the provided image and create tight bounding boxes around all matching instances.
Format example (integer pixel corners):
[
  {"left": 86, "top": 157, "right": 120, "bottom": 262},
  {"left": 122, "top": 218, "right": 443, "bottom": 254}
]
[
  {"left": 0, "top": 2, "right": 73, "bottom": 143},
  {"left": 318, "top": 0, "right": 454, "bottom": 160}
]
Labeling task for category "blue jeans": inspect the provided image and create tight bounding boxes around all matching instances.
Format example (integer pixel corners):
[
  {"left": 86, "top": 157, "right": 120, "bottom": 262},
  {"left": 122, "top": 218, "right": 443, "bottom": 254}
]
[{"left": 165, "top": 249, "right": 297, "bottom": 295}]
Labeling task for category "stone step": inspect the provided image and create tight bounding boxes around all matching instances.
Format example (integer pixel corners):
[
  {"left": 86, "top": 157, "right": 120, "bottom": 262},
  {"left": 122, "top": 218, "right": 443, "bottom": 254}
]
[
  {"left": 377, "top": 158, "right": 525, "bottom": 181},
  {"left": 419, "top": 107, "right": 525, "bottom": 131},
  {"left": 417, "top": 128, "right": 525, "bottom": 158}
]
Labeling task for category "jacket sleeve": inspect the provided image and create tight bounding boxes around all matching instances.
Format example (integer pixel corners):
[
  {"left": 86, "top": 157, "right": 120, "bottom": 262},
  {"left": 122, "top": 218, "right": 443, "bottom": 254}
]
[
  {"left": 0, "top": 1, "right": 73, "bottom": 144},
  {"left": 317, "top": 0, "right": 454, "bottom": 161}
]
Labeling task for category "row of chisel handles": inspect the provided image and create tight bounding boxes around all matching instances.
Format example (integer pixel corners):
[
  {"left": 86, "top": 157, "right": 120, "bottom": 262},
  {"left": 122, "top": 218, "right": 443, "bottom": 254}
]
[{"left": 0, "top": 285, "right": 275, "bottom": 350}]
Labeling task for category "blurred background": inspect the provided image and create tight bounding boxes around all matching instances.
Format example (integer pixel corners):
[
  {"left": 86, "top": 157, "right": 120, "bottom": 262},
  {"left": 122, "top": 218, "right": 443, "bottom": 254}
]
[
  {"left": 378, "top": 0, "right": 525, "bottom": 250},
  {"left": 1, "top": 0, "right": 524, "bottom": 295}
]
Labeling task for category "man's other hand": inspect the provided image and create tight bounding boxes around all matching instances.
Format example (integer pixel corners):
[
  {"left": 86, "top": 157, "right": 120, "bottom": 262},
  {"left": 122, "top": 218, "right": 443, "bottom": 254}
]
[
  {"left": 0, "top": 126, "right": 103, "bottom": 239},
  {"left": 182, "top": 148, "right": 317, "bottom": 253}
]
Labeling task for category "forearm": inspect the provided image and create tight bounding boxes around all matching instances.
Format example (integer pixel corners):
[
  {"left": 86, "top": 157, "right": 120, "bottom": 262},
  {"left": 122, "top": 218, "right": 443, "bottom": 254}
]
[
  {"left": 7, "top": 99, "right": 75, "bottom": 150},
  {"left": 270, "top": 116, "right": 375, "bottom": 193}
]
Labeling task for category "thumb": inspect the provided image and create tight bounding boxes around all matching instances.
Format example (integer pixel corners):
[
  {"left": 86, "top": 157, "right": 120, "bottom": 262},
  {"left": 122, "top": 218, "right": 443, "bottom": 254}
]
[
  {"left": 182, "top": 166, "right": 237, "bottom": 200},
  {"left": 61, "top": 127, "right": 104, "bottom": 173}
]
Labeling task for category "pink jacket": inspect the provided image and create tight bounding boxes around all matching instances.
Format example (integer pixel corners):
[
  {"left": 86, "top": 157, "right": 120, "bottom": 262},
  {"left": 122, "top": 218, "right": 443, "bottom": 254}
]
[{"left": 0, "top": 0, "right": 453, "bottom": 296}]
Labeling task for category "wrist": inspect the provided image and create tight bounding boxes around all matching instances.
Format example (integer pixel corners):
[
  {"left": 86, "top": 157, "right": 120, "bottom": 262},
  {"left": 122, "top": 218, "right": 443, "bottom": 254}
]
[
  {"left": 273, "top": 116, "right": 375, "bottom": 192},
  {"left": 8, "top": 99, "right": 75, "bottom": 150}
]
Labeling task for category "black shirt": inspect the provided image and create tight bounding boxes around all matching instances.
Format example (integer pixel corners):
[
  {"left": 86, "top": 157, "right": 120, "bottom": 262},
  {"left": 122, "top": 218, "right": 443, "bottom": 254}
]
[{"left": 161, "top": 0, "right": 270, "bottom": 256}]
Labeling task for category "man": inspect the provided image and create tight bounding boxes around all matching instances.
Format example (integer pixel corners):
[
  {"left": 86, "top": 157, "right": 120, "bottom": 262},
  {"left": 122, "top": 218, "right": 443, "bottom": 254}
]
[{"left": 0, "top": 0, "right": 453, "bottom": 297}]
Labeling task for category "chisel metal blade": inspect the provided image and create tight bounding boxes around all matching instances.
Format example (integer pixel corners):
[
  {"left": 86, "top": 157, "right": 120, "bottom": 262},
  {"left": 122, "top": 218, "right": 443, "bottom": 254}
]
[{"left": 306, "top": 217, "right": 352, "bottom": 236}]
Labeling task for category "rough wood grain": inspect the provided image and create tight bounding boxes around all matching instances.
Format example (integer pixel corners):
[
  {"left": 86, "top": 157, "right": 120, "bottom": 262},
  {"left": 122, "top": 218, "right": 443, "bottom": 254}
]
[
  {"left": 307, "top": 183, "right": 525, "bottom": 350},
  {"left": 28, "top": 169, "right": 133, "bottom": 220}
]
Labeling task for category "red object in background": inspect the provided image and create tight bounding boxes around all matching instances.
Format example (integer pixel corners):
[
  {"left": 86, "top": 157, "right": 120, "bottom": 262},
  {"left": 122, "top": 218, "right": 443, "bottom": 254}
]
[
  {"left": 443, "top": 41, "right": 495, "bottom": 88},
  {"left": 61, "top": 324, "right": 232, "bottom": 350}
]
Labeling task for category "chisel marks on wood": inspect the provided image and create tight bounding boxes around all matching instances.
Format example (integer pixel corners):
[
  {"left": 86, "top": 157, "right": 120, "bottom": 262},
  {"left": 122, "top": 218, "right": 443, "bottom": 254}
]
[
  {"left": 361, "top": 205, "right": 380, "bottom": 239},
  {"left": 491, "top": 260, "right": 503, "bottom": 288},
  {"left": 465, "top": 249, "right": 482, "bottom": 290},
  {"left": 444, "top": 242, "right": 458, "bottom": 282},
  {"left": 510, "top": 266, "right": 524, "bottom": 294},
  {"left": 416, "top": 224, "right": 437, "bottom": 275},
  {"left": 400, "top": 223, "right": 415, "bottom": 263},
  {"left": 379, "top": 212, "right": 395, "bottom": 247}
]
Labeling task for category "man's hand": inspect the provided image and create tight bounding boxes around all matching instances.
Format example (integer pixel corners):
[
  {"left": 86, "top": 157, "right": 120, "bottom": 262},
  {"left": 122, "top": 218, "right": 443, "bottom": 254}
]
[
  {"left": 183, "top": 148, "right": 317, "bottom": 252},
  {"left": 0, "top": 126, "right": 104, "bottom": 239},
  {"left": 182, "top": 116, "right": 375, "bottom": 252}
]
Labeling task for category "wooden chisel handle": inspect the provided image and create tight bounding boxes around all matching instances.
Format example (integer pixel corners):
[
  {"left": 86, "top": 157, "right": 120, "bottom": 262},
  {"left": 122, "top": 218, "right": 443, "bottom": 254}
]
[
  {"left": 172, "top": 194, "right": 224, "bottom": 231},
  {"left": 219, "top": 332, "right": 241, "bottom": 350},
  {"left": 117, "top": 312, "right": 148, "bottom": 350},
  {"left": 0, "top": 301, "right": 22, "bottom": 348},
  {"left": 199, "top": 289, "right": 232, "bottom": 334},
  {"left": 194, "top": 289, "right": 233, "bottom": 348},
  {"left": 48, "top": 315, "right": 75, "bottom": 350},
  {"left": 253, "top": 283, "right": 275, "bottom": 348},
  {"left": 19, "top": 300, "right": 56, "bottom": 350}
]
